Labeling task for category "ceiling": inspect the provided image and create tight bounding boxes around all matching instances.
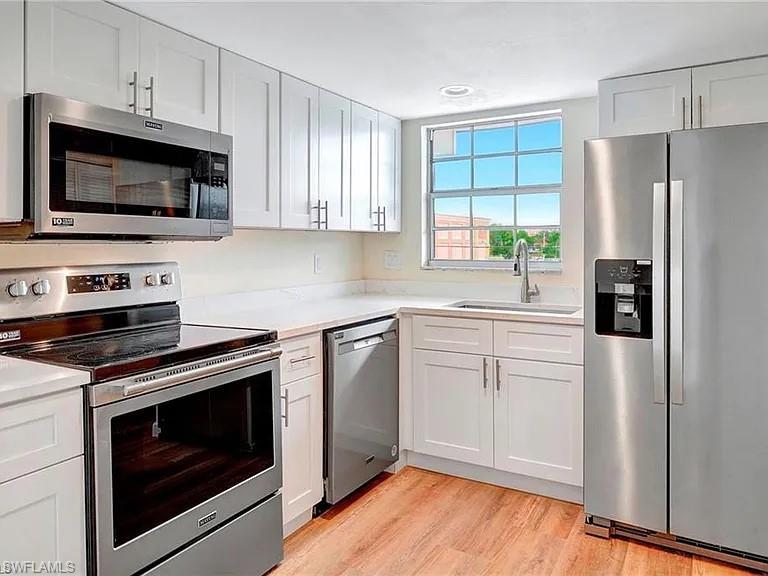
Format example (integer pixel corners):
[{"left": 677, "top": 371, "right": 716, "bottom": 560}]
[{"left": 118, "top": 1, "right": 768, "bottom": 119}]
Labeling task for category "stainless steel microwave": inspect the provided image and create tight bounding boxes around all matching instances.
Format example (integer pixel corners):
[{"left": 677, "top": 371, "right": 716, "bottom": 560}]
[{"left": 25, "top": 93, "right": 232, "bottom": 240}]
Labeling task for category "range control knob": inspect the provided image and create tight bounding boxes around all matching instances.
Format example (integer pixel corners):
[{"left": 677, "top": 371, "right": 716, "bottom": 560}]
[
  {"left": 7, "top": 280, "right": 29, "bottom": 298},
  {"left": 145, "top": 273, "right": 161, "bottom": 287},
  {"left": 31, "top": 279, "right": 51, "bottom": 296},
  {"left": 160, "top": 272, "right": 175, "bottom": 286}
]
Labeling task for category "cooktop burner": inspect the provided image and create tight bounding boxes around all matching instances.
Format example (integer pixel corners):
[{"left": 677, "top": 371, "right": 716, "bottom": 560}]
[{"left": 11, "top": 323, "right": 277, "bottom": 382}]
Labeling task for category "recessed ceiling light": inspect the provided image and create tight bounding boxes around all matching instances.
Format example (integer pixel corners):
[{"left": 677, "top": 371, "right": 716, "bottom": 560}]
[{"left": 440, "top": 85, "right": 474, "bottom": 98}]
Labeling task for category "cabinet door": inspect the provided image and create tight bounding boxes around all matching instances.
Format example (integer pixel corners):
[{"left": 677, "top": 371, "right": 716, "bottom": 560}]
[
  {"left": 0, "top": 0, "right": 23, "bottom": 222},
  {"left": 220, "top": 51, "right": 280, "bottom": 228},
  {"left": 26, "top": 1, "right": 139, "bottom": 112},
  {"left": 280, "top": 75, "right": 319, "bottom": 229},
  {"left": 413, "top": 350, "right": 493, "bottom": 467},
  {"left": 281, "top": 374, "right": 323, "bottom": 523},
  {"left": 494, "top": 359, "right": 583, "bottom": 486},
  {"left": 598, "top": 69, "right": 692, "bottom": 137},
  {"left": 693, "top": 57, "right": 768, "bottom": 128},
  {"left": 350, "top": 103, "right": 379, "bottom": 231},
  {"left": 493, "top": 321, "right": 583, "bottom": 365},
  {"left": 0, "top": 457, "right": 86, "bottom": 576},
  {"left": 377, "top": 112, "right": 402, "bottom": 232},
  {"left": 139, "top": 20, "right": 219, "bottom": 131},
  {"left": 318, "top": 90, "right": 351, "bottom": 231}
]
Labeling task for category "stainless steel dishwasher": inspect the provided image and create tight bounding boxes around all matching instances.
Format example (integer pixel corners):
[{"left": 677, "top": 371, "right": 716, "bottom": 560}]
[{"left": 324, "top": 316, "right": 399, "bottom": 505}]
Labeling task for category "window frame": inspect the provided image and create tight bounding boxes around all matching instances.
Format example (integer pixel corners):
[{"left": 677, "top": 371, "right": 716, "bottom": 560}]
[{"left": 425, "top": 112, "right": 563, "bottom": 271}]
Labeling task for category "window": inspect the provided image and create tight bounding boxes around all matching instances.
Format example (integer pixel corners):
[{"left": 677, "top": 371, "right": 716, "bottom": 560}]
[{"left": 427, "top": 114, "right": 562, "bottom": 269}]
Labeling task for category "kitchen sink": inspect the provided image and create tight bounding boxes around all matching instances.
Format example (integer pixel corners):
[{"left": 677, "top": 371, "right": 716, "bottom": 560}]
[{"left": 447, "top": 300, "right": 581, "bottom": 315}]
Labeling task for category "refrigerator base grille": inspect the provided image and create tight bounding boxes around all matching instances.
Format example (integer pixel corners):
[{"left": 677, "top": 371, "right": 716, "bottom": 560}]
[{"left": 585, "top": 516, "right": 768, "bottom": 574}]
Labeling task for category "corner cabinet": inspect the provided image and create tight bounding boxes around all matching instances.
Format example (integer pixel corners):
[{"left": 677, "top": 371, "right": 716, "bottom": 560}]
[
  {"left": 221, "top": 51, "right": 280, "bottom": 229},
  {"left": 0, "top": 0, "right": 23, "bottom": 222},
  {"left": 377, "top": 112, "right": 402, "bottom": 232},
  {"left": 350, "top": 103, "right": 379, "bottom": 231},
  {"left": 280, "top": 75, "right": 320, "bottom": 230},
  {"left": 411, "top": 315, "right": 584, "bottom": 488},
  {"left": 318, "top": 90, "right": 352, "bottom": 230},
  {"left": 599, "top": 56, "right": 768, "bottom": 137}
]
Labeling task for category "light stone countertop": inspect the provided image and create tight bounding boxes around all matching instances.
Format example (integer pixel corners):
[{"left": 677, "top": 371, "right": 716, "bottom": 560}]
[
  {"left": 0, "top": 355, "right": 90, "bottom": 407},
  {"left": 184, "top": 293, "right": 583, "bottom": 340}
]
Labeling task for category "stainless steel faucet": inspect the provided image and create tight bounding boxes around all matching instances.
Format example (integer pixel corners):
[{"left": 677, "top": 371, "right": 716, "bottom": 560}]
[{"left": 513, "top": 239, "right": 540, "bottom": 303}]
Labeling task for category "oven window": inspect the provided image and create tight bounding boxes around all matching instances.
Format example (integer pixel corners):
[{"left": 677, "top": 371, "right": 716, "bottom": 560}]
[
  {"left": 110, "top": 372, "right": 274, "bottom": 546},
  {"left": 48, "top": 122, "right": 229, "bottom": 220}
]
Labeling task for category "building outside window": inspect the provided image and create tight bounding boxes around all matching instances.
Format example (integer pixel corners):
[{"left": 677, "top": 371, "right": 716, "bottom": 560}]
[{"left": 427, "top": 113, "right": 562, "bottom": 270}]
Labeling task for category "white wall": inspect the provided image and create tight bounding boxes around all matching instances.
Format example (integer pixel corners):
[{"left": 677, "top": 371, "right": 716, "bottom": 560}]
[
  {"left": 0, "top": 230, "right": 364, "bottom": 298},
  {"left": 363, "top": 97, "right": 597, "bottom": 297}
]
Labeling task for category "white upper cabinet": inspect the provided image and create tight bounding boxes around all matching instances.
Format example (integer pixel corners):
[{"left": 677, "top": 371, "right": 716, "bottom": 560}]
[
  {"left": 0, "top": 0, "right": 23, "bottom": 222},
  {"left": 494, "top": 359, "right": 583, "bottom": 486},
  {"left": 693, "top": 56, "right": 768, "bottom": 129},
  {"left": 281, "top": 75, "right": 319, "bottom": 230},
  {"left": 377, "top": 112, "right": 402, "bottom": 232},
  {"left": 350, "top": 102, "right": 379, "bottom": 231},
  {"left": 318, "top": 90, "right": 351, "bottom": 231},
  {"left": 221, "top": 51, "right": 280, "bottom": 229},
  {"left": 139, "top": 20, "right": 219, "bottom": 131},
  {"left": 26, "top": 1, "right": 140, "bottom": 112},
  {"left": 598, "top": 69, "right": 692, "bottom": 137}
]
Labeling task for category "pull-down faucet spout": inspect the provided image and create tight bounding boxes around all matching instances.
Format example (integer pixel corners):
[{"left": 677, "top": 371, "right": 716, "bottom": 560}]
[{"left": 513, "top": 239, "right": 540, "bottom": 303}]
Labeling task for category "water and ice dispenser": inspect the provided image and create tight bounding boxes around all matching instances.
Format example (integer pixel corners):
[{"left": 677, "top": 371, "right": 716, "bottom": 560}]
[{"left": 594, "top": 259, "right": 652, "bottom": 339}]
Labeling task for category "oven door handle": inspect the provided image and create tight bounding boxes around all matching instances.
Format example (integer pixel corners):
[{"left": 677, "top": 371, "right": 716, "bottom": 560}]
[{"left": 120, "top": 347, "right": 282, "bottom": 398}]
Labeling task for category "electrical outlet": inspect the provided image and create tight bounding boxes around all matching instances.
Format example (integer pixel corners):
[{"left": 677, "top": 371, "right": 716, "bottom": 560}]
[
  {"left": 313, "top": 253, "right": 323, "bottom": 274},
  {"left": 384, "top": 250, "right": 402, "bottom": 270}
]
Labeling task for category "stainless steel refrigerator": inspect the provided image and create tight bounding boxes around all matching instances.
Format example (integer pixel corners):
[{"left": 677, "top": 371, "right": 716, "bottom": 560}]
[{"left": 584, "top": 124, "right": 768, "bottom": 571}]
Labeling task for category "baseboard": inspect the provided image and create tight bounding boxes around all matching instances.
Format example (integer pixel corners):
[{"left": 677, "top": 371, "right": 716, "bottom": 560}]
[
  {"left": 282, "top": 508, "right": 313, "bottom": 538},
  {"left": 405, "top": 450, "right": 583, "bottom": 504}
]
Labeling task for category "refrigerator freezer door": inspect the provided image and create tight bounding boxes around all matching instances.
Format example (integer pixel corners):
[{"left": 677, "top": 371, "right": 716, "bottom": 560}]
[
  {"left": 584, "top": 133, "right": 668, "bottom": 533},
  {"left": 670, "top": 125, "right": 768, "bottom": 557}
]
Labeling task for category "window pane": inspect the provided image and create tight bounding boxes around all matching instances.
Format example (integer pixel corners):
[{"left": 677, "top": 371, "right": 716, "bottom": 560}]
[
  {"left": 518, "top": 152, "right": 562, "bottom": 186},
  {"left": 516, "top": 229, "right": 561, "bottom": 261},
  {"left": 433, "top": 196, "right": 470, "bottom": 227},
  {"left": 517, "top": 193, "right": 560, "bottom": 226},
  {"left": 473, "top": 156, "right": 514, "bottom": 189},
  {"left": 518, "top": 118, "right": 561, "bottom": 151},
  {"left": 433, "top": 229, "right": 471, "bottom": 260},
  {"left": 474, "top": 229, "right": 515, "bottom": 261},
  {"left": 432, "top": 128, "right": 470, "bottom": 158},
  {"left": 472, "top": 195, "right": 514, "bottom": 226},
  {"left": 433, "top": 159, "right": 470, "bottom": 190},
  {"left": 473, "top": 123, "right": 515, "bottom": 155}
]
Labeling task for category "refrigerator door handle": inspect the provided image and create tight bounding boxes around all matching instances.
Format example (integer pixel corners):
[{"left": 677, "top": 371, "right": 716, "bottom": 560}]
[
  {"left": 652, "top": 182, "right": 667, "bottom": 404},
  {"left": 670, "top": 179, "right": 684, "bottom": 405}
]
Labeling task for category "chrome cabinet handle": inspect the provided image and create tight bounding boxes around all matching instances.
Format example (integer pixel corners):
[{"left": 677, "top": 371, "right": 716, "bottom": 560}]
[
  {"left": 698, "top": 95, "right": 703, "bottom": 128},
  {"left": 311, "top": 200, "right": 321, "bottom": 228},
  {"left": 145, "top": 75, "right": 155, "bottom": 117},
  {"left": 652, "top": 182, "right": 667, "bottom": 404},
  {"left": 289, "top": 354, "right": 315, "bottom": 364},
  {"left": 482, "top": 357, "right": 488, "bottom": 390},
  {"left": 129, "top": 71, "right": 138, "bottom": 113},
  {"left": 670, "top": 180, "right": 684, "bottom": 405},
  {"left": 382, "top": 205, "right": 386, "bottom": 231},
  {"left": 495, "top": 359, "right": 501, "bottom": 392},
  {"left": 681, "top": 97, "right": 686, "bottom": 130},
  {"left": 281, "top": 389, "right": 289, "bottom": 427},
  {"left": 372, "top": 207, "right": 381, "bottom": 231},
  {"left": 321, "top": 200, "right": 329, "bottom": 229}
]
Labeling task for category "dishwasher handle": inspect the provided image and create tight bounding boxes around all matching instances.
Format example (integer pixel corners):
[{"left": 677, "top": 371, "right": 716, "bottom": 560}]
[{"left": 338, "top": 330, "right": 397, "bottom": 355}]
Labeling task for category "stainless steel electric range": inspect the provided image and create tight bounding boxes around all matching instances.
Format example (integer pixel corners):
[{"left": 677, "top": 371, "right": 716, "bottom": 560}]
[{"left": 0, "top": 263, "right": 284, "bottom": 576}]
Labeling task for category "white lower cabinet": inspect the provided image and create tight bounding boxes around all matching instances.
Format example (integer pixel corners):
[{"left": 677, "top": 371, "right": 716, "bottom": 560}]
[
  {"left": 494, "top": 359, "right": 583, "bottom": 486},
  {"left": 413, "top": 350, "right": 493, "bottom": 467},
  {"left": 281, "top": 373, "right": 323, "bottom": 524},
  {"left": 0, "top": 456, "right": 86, "bottom": 575}
]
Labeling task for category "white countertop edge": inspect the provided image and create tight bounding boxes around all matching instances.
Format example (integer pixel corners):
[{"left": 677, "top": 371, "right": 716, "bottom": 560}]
[{"left": 0, "top": 357, "right": 90, "bottom": 408}]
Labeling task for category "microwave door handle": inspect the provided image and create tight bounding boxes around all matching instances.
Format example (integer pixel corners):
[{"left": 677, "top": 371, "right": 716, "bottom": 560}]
[{"left": 145, "top": 75, "right": 155, "bottom": 117}]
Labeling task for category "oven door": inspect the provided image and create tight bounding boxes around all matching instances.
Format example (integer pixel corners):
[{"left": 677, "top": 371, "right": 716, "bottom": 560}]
[
  {"left": 90, "top": 357, "right": 280, "bottom": 576},
  {"left": 28, "top": 93, "right": 232, "bottom": 239}
]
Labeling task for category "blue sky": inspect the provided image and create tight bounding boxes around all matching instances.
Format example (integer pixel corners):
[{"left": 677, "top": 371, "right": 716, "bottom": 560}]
[{"left": 433, "top": 119, "right": 561, "bottom": 227}]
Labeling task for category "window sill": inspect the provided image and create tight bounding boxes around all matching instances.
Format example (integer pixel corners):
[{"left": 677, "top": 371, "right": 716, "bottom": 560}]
[{"left": 422, "top": 262, "right": 562, "bottom": 274}]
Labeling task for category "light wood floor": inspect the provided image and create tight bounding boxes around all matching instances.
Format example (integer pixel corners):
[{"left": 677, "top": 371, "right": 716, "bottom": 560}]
[{"left": 273, "top": 467, "right": 756, "bottom": 576}]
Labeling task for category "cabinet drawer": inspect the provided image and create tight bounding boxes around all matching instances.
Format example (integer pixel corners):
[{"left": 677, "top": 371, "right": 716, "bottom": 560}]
[
  {"left": 280, "top": 334, "right": 322, "bottom": 384},
  {"left": 493, "top": 321, "right": 583, "bottom": 365},
  {"left": 0, "top": 389, "right": 84, "bottom": 484},
  {"left": 413, "top": 315, "right": 492, "bottom": 355}
]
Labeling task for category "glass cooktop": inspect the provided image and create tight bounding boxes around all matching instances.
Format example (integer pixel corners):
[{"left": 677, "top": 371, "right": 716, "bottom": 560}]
[{"left": 12, "top": 323, "right": 277, "bottom": 382}]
